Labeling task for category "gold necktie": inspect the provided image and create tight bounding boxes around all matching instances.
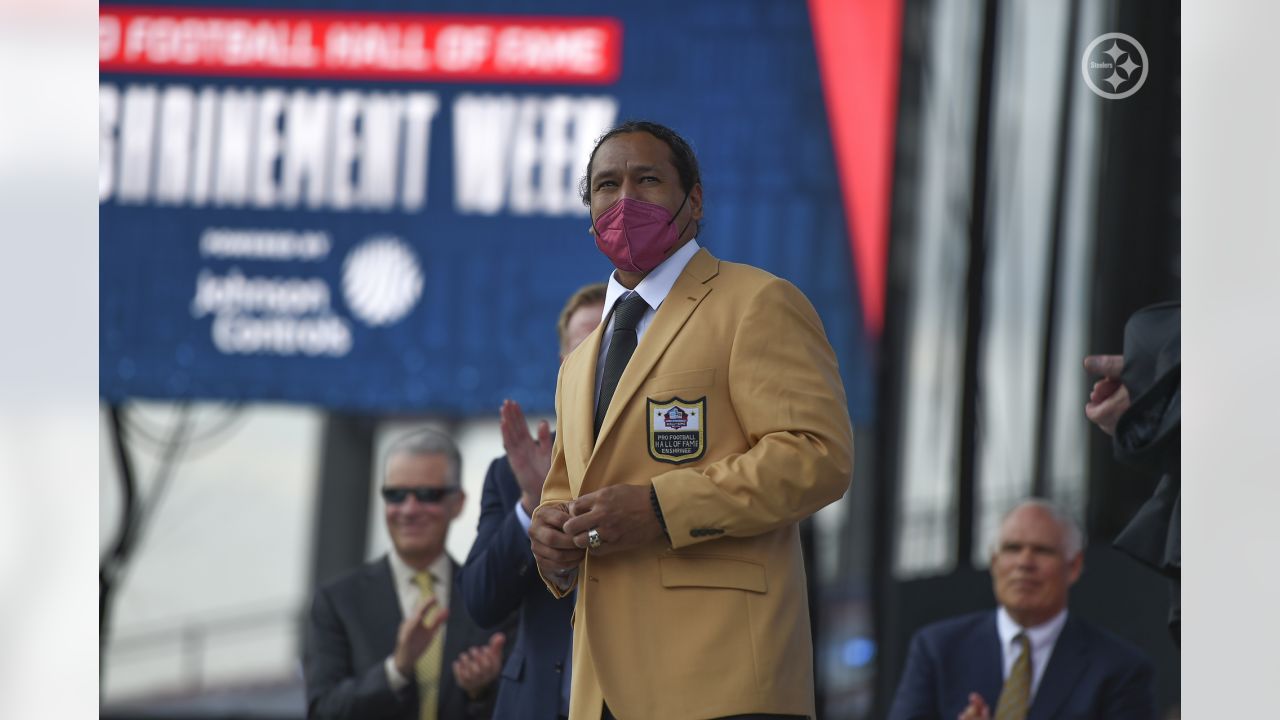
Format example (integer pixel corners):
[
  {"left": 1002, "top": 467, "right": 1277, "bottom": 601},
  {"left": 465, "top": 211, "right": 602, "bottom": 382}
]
[
  {"left": 994, "top": 632, "right": 1032, "bottom": 720},
  {"left": 412, "top": 571, "right": 445, "bottom": 720}
]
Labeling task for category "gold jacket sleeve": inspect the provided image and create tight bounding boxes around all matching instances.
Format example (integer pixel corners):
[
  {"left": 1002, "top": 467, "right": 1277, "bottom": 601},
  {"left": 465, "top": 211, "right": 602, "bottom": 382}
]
[
  {"left": 535, "top": 359, "right": 578, "bottom": 598},
  {"left": 650, "top": 276, "right": 854, "bottom": 549}
]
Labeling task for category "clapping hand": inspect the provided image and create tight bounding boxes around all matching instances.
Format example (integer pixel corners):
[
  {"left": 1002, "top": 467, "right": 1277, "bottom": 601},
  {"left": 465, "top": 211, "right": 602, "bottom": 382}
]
[
  {"left": 957, "top": 692, "right": 991, "bottom": 720},
  {"left": 500, "top": 399, "right": 552, "bottom": 514},
  {"left": 452, "top": 632, "right": 506, "bottom": 698},
  {"left": 393, "top": 596, "right": 448, "bottom": 677}
]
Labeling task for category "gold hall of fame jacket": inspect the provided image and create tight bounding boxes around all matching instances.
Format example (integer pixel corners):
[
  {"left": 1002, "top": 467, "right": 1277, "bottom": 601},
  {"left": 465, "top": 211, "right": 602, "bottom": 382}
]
[{"left": 536, "top": 248, "right": 855, "bottom": 720}]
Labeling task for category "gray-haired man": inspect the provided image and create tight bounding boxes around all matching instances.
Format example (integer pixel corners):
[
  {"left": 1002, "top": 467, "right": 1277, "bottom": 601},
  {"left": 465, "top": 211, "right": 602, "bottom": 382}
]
[
  {"left": 304, "top": 430, "right": 509, "bottom": 720},
  {"left": 889, "top": 500, "right": 1156, "bottom": 720}
]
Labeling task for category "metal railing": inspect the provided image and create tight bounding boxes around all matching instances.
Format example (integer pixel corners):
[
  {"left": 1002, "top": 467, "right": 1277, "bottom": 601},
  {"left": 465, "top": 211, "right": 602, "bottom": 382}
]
[{"left": 105, "top": 604, "right": 304, "bottom": 699}]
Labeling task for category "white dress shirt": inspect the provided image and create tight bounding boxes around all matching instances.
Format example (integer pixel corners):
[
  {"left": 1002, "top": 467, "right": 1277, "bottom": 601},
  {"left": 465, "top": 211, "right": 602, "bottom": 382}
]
[
  {"left": 383, "top": 551, "right": 453, "bottom": 690},
  {"left": 594, "top": 239, "right": 701, "bottom": 407},
  {"left": 995, "top": 606, "right": 1069, "bottom": 704}
]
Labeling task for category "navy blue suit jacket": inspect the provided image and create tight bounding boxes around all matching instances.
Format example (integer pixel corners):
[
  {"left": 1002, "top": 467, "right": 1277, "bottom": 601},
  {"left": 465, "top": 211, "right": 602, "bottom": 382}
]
[
  {"left": 461, "top": 455, "right": 574, "bottom": 720},
  {"left": 888, "top": 610, "right": 1155, "bottom": 720}
]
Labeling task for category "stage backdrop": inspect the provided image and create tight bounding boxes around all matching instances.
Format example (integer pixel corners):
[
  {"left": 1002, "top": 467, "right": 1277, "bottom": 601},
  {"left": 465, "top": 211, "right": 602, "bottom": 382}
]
[{"left": 100, "top": 0, "right": 881, "bottom": 420}]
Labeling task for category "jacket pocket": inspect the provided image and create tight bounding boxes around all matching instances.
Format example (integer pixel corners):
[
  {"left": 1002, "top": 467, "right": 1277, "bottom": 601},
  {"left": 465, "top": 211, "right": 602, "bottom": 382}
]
[
  {"left": 645, "top": 368, "right": 715, "bottom": 396},
  {"left": 659, "top": 554, "right": 767, "bottom": 593}
]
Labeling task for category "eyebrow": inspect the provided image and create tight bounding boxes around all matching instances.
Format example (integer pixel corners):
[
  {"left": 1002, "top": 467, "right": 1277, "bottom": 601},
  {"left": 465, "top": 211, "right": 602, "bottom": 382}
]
[
  {"left": 1001, "top": 541, "right": 1059, "bottom": 551},
  {"left": 592, "top": 163, "right": 662, "bottom": 180}
]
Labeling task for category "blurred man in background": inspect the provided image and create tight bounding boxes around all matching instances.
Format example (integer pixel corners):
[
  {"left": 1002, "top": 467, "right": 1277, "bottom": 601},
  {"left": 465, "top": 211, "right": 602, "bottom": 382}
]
[
  {"left": 461, "top": 283, "right": 605, "bottom": 720},
  {"left": 304, "top": 430, "right": 507, "bottom": 719},
  {"left": 889, "top": 500, "right": 1155, "bottom": 720}
]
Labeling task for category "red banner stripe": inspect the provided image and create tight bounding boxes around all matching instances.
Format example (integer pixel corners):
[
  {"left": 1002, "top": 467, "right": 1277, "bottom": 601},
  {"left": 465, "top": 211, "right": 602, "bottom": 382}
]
[
  {"left": 100, "top": 6, "right": 622, "bottom": 84},
  {"left": 809, "top": 0, "right": 903, "bottom": 337}
]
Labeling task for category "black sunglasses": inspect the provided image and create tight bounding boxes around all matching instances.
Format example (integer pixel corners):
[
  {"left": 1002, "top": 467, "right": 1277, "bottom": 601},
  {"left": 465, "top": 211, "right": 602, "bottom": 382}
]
[{"left": 381, "top": 487, "right": 460, "bottom": 504}]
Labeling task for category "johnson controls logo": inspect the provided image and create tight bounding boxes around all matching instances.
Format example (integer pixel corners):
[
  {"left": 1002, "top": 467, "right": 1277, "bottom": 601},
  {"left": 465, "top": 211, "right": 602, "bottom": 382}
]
[
  {"left": 1081, "top": 33, "right": 1148, "bottom": 100},
  {"left": 342, "top": 236, "right": 424, "bottom": 327},
  {"left": 190, "top": 229, "right": 425, "bottom": 356}
]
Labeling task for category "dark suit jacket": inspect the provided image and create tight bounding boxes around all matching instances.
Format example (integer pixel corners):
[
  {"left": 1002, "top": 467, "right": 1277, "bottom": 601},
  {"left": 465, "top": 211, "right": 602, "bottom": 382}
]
[
  {"left": 304, "top": 555, "right": 498, "bottom": 720},
  {"left": 888, "top": 610, "right": 1155, "bottom": 720},
  {"left": 1111, "top": 301, "right": 1180, "bottom": 638},
  {"left": 461, "top": 455, "right": 574, "bottom": 720}
]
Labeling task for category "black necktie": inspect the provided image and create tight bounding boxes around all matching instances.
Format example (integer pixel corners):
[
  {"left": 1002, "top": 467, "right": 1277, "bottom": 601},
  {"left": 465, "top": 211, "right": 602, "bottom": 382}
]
[{"left": 595, "top": 292, "right": 648, "bottom": 437}]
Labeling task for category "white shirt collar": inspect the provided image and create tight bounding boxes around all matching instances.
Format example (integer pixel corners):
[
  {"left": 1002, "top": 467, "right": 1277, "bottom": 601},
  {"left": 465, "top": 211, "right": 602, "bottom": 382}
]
[
  {"left": 997, "top": 605, "right": 1069, "bottom": 651},
  {"left": 388, "top": 550, "right": 451, "bottom": 596},
  {"left": 996, "top": 605, "right": 1069, "bottom": 700},
  {"left": 601, "top": 239, "right": 701, "bottom": 319}
]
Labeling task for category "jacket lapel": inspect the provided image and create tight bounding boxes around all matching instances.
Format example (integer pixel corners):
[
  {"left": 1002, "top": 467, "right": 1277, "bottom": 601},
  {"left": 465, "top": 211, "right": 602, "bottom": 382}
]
[
  {"left": 973, "top": 612, "right": 1005, "bottom": 709},
  {"left": 569, "top": 321, "right": 606, "bottom": 479},
  {"left": 1028, "top": 615, "right": 1088, "bottom": 720},
  {"left": 437, "top": 558, "right": 471, "bottom": 716},
  {"left": 367, "top": 557, "right": 404, "bottom": 656},
  {"left": 590, "top": 249, "right": 718, "bottom": 459}
]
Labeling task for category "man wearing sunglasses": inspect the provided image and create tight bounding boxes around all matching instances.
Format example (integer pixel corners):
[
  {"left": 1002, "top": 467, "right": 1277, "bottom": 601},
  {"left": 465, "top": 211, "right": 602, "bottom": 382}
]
[{"left": 304, "top": 430, "right": 508, "bottom": 720}]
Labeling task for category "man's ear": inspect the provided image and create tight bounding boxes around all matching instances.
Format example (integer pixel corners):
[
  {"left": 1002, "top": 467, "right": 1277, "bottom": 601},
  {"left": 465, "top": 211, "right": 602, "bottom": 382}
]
[
  {"left": 689, "top": 183, "right": 704, "bottom": 221},
  {"left": 448, "top": 491, "right": 466, "bottom": 520},
  {"left": 1066, "top": 551, "right": 1085, "bottom": 586}
]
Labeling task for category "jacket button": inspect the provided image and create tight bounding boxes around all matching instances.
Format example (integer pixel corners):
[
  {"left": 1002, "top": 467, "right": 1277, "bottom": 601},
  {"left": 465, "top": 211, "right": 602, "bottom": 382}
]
[{"left": 555, "top": 662, "right": 564, "bottom": 673}]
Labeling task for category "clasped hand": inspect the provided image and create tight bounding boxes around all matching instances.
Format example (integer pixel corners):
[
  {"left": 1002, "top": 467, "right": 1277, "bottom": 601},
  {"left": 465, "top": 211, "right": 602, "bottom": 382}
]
[
  {"left": 529, "top": 502, "right": 584, "bottom": 576},
  {"left": 530, "top": 485, "right": 665, "bottom": 578},
  {"left": 563, "top": 484, "right": 664, "bottom": 555}
]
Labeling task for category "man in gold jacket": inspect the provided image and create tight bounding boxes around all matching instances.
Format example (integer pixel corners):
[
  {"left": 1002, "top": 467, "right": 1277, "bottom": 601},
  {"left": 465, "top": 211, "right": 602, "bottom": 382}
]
[{"left": 529, "top": 120, "right": 854, "bottom": 720}]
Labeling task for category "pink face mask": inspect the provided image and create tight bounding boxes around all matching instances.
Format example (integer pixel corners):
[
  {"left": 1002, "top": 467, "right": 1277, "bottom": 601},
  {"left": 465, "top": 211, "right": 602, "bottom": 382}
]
[{"left": 592, "top": 194, "right": 692, "bottom": 273}]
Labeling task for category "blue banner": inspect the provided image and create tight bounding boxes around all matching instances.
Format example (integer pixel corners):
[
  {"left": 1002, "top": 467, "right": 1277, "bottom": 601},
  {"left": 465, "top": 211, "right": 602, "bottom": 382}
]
[{"left": 100, "top": 0, "right": 874, "bottom": 421}]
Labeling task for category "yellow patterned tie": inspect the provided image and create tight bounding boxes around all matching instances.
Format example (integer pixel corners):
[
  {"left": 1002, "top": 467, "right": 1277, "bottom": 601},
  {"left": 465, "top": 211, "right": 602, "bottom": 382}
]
[
  {"left": 412, "top": 571, "right": 445, "bottom": 720},
  {"left": 994, "top": 632, "right": 1032, "bottom": 720}
]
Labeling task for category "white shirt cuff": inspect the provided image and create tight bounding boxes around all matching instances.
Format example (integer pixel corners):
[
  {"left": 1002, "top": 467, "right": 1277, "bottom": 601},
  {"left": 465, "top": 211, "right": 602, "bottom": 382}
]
[
  {"left": 514, "top": 499, "right": 534, "bottom": 532},
  {"left": 385, "top": 655, "right": 410, "bottom": 691}
]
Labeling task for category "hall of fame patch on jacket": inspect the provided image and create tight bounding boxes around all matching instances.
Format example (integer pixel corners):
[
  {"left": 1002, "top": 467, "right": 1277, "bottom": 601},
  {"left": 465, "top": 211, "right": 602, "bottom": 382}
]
[{"left": 647, "top": 397, "right": 706, "bottom": 464}]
